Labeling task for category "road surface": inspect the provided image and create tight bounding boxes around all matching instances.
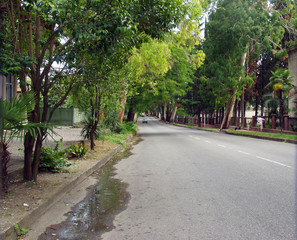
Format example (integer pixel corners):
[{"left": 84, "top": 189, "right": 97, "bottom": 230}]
[{"left": 101, "top": 117, "right": 296, "bottom": 240}]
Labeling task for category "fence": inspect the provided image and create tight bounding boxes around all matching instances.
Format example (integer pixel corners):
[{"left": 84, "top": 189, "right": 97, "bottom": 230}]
[{"left": 174, "top": 114, "right": 297, "bottom": 133}]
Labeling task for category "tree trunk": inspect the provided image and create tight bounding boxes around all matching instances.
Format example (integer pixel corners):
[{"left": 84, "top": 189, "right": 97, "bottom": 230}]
[
  {"left": 166, "top": 103, "right": 171, "bottom": 122},
  {"left": 233, "top": 99, "right": 238, "bottom": 126},
  {"left": 170, "top": 104, "right": 178, "bottom": 122},
  {"left": 32, "top": 133, "right": 43, "bottom": 181},
  {"left": 127, "top": 106, "right": 135, "bottom": 122},
  {"left": 197, "top": 110, "right": 201, "bottom": 127},
  {"left": 240, "top": 89, "right": 245, "bottom": 126},
  {"left": 279, "top": 94, "right": 284, "bottom": 130},
  {"left": 255, "top": 95, "right": 258, "bottom": 117},
  {"left": 220, "top": 93, "right": 237, "bottom": 130},
  {"left": 1, "top": 142, "right": 10, "bottom": 194},
  {"left": 220, "top": 50, "right": 247, "bottom": 130},
  {"left": 24, "top": 133, "right": 35, "bottom": 180},
  {"left": 161, "top": 104, "right": 166, "bottom": 121},
  {"left": 90, "top": 128, "right": 95, "bottom": 150},
  {"left": 118, "top": 91, "right": 127, "bottom": 124}
]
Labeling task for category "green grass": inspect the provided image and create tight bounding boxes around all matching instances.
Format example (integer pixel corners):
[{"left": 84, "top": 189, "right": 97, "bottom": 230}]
[
  {"left": 101, "top": 133, "right": 128, "bottom": 145},
  {"left": 227, "top": 129, "right": 297, "bottom": 140},
  {"left": 173, "top": 123, "right": 220, "bottom": 132},
  {"left": 173, "top": 122, "right": 296, "bottom": 141}
]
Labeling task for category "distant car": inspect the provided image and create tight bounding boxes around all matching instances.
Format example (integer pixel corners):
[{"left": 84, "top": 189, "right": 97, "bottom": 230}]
[{"left": 142, "top": 118, "right": 148, "bottom": 123}]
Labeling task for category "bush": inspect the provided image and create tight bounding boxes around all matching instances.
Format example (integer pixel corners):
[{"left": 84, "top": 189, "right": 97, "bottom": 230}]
[
  {"left": 122, "top": 122, "right": 138, "bottom": 134},
  {"left": 114, "top": 124, "right": 124, "bottom": 133},
  {"left": 81, "top": 116, "right": 103, "bottom": 140},
  {"left": 68, "top": 142, "right": 88, "bottom": 158},
  {"left": 39, "top": 139, "right": 73, "bottom": 172}
]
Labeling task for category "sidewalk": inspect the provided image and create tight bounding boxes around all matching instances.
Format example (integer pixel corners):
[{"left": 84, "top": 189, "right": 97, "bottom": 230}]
[{"left": 1, "top": 127, "right": 133, "bottom": 240}]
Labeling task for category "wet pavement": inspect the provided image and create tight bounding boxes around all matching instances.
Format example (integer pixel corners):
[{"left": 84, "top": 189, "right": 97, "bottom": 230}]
[{"left": 37, "top": 149, "right": 130, "bottom": 240}]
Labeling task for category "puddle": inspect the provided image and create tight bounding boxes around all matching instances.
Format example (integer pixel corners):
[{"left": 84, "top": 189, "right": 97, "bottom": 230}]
[{"left": 38, "top": 149, "right": 132, "bottom": 240}]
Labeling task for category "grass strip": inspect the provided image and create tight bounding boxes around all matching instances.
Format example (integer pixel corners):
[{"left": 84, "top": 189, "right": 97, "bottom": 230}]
[
  {"left": 102, "top": 133, "right": 128, "bottom": 145},
  {"left": 173, "top": 123, "right": 296, "bottom": 140},
  {"left": 227, "top": 129, "right": 297, "bottom": 140}
]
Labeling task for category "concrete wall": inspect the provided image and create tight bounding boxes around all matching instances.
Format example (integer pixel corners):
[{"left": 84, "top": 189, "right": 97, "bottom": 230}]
[
  {"left": 73, "top": 108, "right": 87, "bottom": 124},
  {"left": 45, "top": 108, "right": 86, "bottom": 126},
  {"left": 288, "top": 47, "right": 297, "bottom": 117}
]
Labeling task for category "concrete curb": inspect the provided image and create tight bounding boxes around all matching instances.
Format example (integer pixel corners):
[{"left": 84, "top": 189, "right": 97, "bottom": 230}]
[
  {"left": 172, "top": 123, "right": 297, "bottom": 144},
  {"left": 1, "top": 135, "right": 133, "bottom": 240},
  {"left": 223, "top": 131, "right": 297, "bottom": 144}
]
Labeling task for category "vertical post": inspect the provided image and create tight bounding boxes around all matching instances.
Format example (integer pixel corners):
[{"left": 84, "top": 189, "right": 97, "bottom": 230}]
[
  {"left": 271, "top": 114, "right": 276, "bottom": 129},
  {"left": 284, "top": 115, "right": 289, "bottom": 131},
  {"left": 243, "top": 118, "right": 247, "bottom": 128},
  {"left": 252, "top": 116, "right": 256, "bottom": 128}
]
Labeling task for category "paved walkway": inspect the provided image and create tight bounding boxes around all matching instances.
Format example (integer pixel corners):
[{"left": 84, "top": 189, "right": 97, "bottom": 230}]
[{"left": 8, "top": 126, "right": 83, "bottom": 174}]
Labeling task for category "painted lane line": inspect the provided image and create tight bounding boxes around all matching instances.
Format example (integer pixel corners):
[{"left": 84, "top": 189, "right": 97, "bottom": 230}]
[
  {"left": 205, "top": 140, "right": 211, "bottom": 143},
  {"left": 237, "top": 150, "right": 251, "bottom": 155},
  {"left": 218, "top": 144, "right": 226, "bottom": 148},
  {"left": 194, "top": 137, "right": 201, "bottom": 140},
  {"left": 256, "top": 156, "right": 292, "bottom": 168}
]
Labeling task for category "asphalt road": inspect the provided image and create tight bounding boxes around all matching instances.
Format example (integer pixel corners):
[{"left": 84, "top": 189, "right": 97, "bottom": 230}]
[{"left": 102, "top": 117, "right": 296, "bottom": 240}]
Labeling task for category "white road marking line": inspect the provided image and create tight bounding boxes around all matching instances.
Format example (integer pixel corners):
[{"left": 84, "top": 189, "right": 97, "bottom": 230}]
[
  {"left": 205, "top": 140, "right": 211, "bottom": 143},
  {"left": 218, "top": 144, "right": 226, "bottom": 148},
  {"left": 189, "top": 135, "right": 201, "bottom": 140},
  {"left": 237, "top": 150, "right": 251, "bottom": 155},
  {"left": 256, "top": 156, "right": 292, "bottom": 168}
]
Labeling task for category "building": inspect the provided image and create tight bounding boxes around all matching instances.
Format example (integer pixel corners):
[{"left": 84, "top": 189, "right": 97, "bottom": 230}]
[
  {"left": 0, "top": 74, "right": 17, "bottom": 100},
  {"left": 288, "top": 47, "right": 297, "bottom": 117}
]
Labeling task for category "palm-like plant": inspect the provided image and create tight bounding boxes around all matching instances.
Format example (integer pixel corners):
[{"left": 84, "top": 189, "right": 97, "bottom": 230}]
[
  {"left": 266, "top": 68, "right": 294, "bottom": 129},
  {"left": 0, "top": 93, "right": 38, "bottom": 193}
]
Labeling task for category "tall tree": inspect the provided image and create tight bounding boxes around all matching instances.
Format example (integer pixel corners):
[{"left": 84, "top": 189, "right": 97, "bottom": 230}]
[
  {"left": 204, "top": 0, "right": 271, "bottom": 129},
  {"left": 1, "top": 0, "right": 186, "bottom": 181}
]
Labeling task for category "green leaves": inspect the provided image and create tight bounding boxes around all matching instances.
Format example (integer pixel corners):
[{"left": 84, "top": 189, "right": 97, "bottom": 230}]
[{"left": 129, "top": 39, "right": 172, "bottom": 84}]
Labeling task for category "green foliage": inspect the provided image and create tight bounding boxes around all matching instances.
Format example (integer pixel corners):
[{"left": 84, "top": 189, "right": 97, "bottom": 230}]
[
  {"left": 122, "top": 122, "right": 138, "bottom": 135},
  {"left": 0, "top": 93, "right": 37, "bottom": 143},
  {"left": 266, "top": 68, "right": 294, "bottom": 96},
  {"left": 68, "top": 143, "right": 88, "bottom": 158},
  {"left": 14, "top": 224, "right": 29, "bottom": 237},
  {"left": 176, "top": 108, "right": 186, "bottom": 116},
  {"left": 114, "top": 121, "right": 138, "bottom": 135},
  {"left": 101, "top": 133, "right": 128, "bottom": 145},
  {"left": 39, "top": 139, "right": 73, "bottom": 172},
  {"left": 129, "top": 39, "right": 172, "bottom": 85},
  {"left": 81, "top": 116, "right": 103, "bottom": 140}
]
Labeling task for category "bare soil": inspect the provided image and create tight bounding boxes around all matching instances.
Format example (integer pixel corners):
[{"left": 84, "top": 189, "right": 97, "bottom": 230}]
[{"left": 0, "top": 140, "right": 117, "bottom": 239}]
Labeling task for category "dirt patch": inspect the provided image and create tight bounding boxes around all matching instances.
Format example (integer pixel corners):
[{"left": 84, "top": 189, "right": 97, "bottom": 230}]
[{"left": 0, "top": 140, "right": 117, "bottom": 239}]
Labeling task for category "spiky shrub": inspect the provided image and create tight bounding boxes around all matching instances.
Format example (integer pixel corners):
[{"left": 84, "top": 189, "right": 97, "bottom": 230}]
[
  {"left": 81, "top": 116, "right": 103, "bottom": 140},
  {"left": 0, "top": 93, "right": 37, "bottom": 193},
  {"left": 68, "top": 142, "right": 88, "bottom": 158}
]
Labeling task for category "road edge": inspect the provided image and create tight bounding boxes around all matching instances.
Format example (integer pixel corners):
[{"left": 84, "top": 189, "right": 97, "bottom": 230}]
[
  {"left": 1, "top": 135, "right": 133, "bottom": 240},
  {"left": 171, "top": 123, "right": 297, "bottom": 144}
]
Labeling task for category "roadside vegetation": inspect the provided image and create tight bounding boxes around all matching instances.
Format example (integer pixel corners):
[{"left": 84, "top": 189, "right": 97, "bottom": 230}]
[
  {"left": 227, "top": 129, "right": 297, "bottom": 141},
  {"left": 1, "top": 0, "right": 296, "bottom": 192}
]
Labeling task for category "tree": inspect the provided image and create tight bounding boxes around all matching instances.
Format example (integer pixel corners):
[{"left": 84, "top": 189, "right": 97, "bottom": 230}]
[
  {"left": 203, "top": 0, "right": 272, "bottom": 130},
  {"left": 79, "top": 57, "right": 125, "bottom": 150},
  {"left": 1, "top": 0, "right": 186, "bottom": 181},
  {"left": 125, "top": 39, "right": 172, "bottom": 121},
  {"left": 266, "top": 68, "right": 294, "bottom": 129},
  {"left": 0, "top": 94, "right": 51, "bottom": 193}
]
